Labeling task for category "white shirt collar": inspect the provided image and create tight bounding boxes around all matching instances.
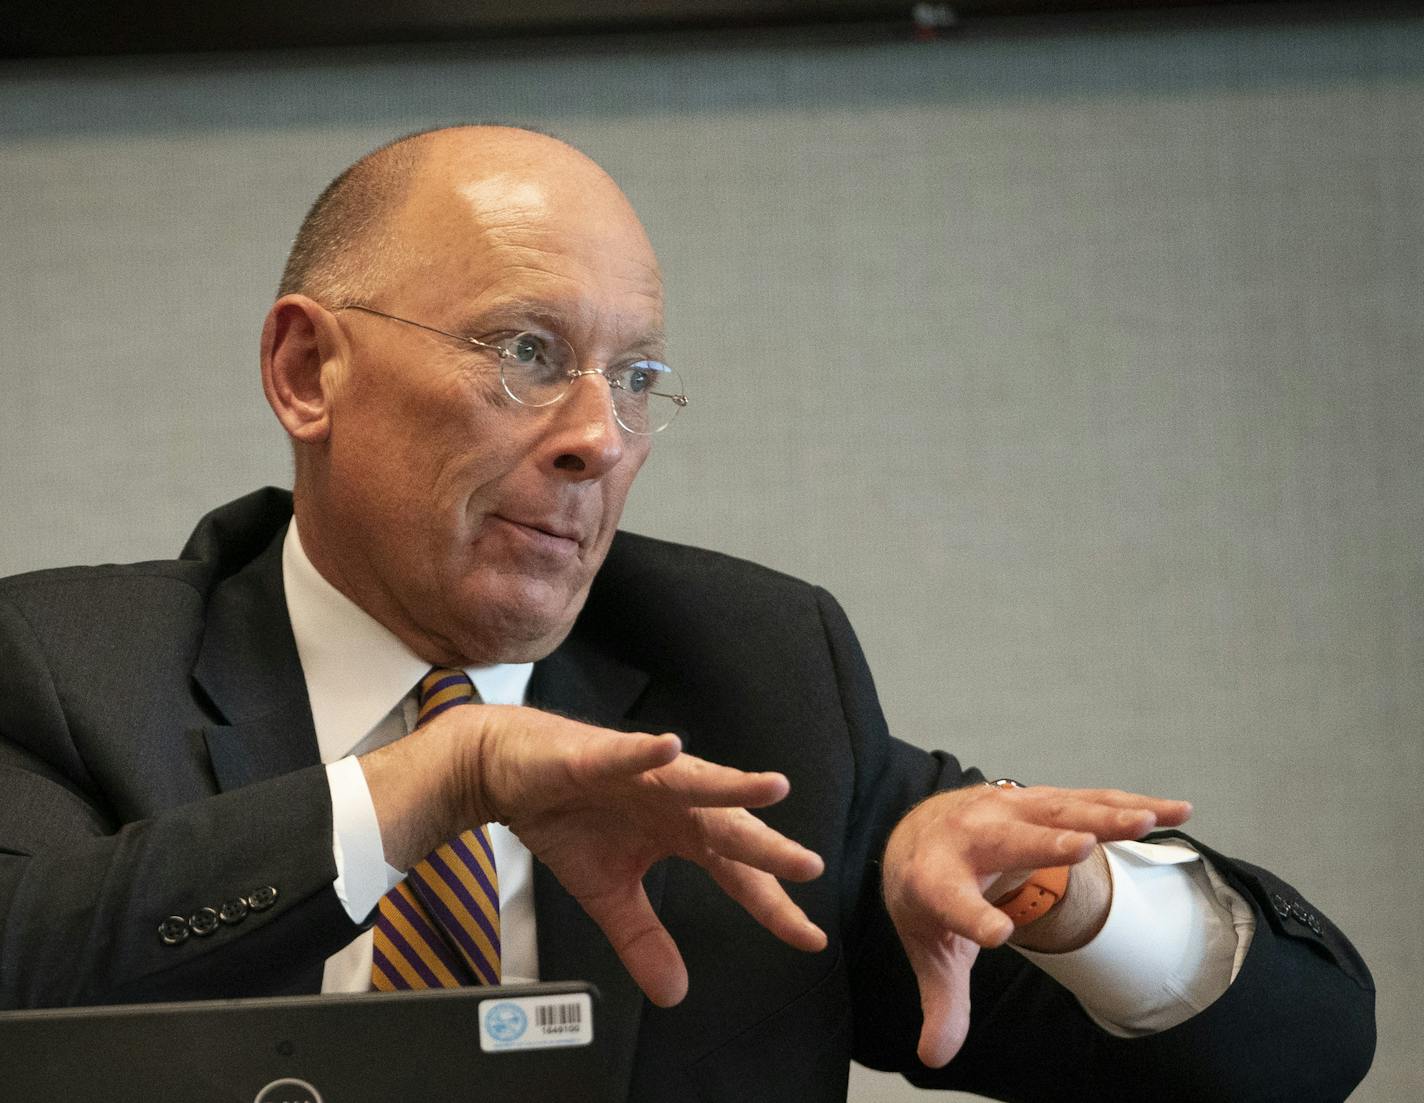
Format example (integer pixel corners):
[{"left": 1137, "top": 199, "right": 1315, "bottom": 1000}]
[{"left": 282, "top": 520, "right": 534, "bottom": 762}]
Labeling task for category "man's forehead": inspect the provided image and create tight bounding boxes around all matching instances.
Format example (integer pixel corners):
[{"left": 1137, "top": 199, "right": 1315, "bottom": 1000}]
[
  {"left": 455, "top": 173, "right": 552, "bottom": 227},
  {"left": 356, "top": 134, "right": 663, "bottom": 343},
  {"left": 402, "top": 133, "right": 632, "bottom": 232},
  {"left": 394, "top": 154, "right": 655, "bottom": 261}
]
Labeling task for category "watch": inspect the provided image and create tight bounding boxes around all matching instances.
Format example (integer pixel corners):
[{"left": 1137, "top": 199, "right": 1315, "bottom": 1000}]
[
  {"left": 992, "top": 865, "right": 1071, "bottom": 927},
  {"left": 984, "top": 778, "right": 1071, "bottom": 927}
]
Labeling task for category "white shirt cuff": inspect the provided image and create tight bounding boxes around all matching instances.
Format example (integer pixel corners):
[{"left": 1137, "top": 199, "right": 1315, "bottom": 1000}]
[
  {"left": 326, "top": 756, "right": 403, "bottom": 922},
  {"left": 1012, "top": 840, "right": 1254, "bottom": 1036}
]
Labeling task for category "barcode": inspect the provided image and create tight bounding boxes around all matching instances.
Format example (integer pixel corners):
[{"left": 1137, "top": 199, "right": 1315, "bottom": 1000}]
[{"left": 536, "top": 1001, "right": 583, "bottom": 1030}]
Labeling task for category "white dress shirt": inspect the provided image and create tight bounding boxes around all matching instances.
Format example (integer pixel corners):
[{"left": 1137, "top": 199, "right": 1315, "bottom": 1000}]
[
  {"left": 281, "top": 521, "right": 1252, "bottom": 1034},
  {"left": 281, "top": 522, "right": 540, "bottom": 991}
]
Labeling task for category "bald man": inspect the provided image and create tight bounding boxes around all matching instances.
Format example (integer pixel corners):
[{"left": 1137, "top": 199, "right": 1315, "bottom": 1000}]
[{"left": 0, "top": 127, "right": 1374, "bottom": 1100}]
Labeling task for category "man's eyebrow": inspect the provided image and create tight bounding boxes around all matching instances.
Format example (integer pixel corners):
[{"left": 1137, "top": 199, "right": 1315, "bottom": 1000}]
[
  {"left": 462, "top": 299, "right": 666, "bottom": 351},
  {"left": 460, "top": 297, "right": 558, "bottom": 330}
]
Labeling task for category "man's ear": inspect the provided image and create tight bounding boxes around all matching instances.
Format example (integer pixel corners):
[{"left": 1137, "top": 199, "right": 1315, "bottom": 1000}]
[{"left": 260, "top": 294, "right": 348, "bottom": 445}]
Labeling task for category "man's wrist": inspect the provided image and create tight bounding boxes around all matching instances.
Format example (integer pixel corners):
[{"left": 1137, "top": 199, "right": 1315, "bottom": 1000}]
[
  {"left": 359, "top": 714, "right": 478, "bottom": 870},
  {"left": 993, "top": 865, "right": 1070, "bottom": 927},
  {"left": 1008, "top": 845, "right": 1112, "bottom": 954},
  {"left": 450, "top": 703, "right": 498, "bottom": 827}
]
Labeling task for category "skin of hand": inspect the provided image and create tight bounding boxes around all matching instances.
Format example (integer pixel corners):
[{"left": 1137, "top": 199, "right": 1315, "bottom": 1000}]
[
  {"left": 360, "top": 702, "right": 828, "bottom": 1007},
  {"left": 881, "top": 783, "right": 1193, "bottom": 1068}
]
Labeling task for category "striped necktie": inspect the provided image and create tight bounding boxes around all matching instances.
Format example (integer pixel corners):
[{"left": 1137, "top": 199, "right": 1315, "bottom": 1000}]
[{"left": 371, "top": 669, "right": 501, "bottom": 990}]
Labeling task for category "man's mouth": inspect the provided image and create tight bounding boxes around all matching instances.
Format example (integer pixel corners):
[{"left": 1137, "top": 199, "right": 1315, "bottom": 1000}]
[{"left": 489, "top": 514, "right": 583, "bottom": 553}]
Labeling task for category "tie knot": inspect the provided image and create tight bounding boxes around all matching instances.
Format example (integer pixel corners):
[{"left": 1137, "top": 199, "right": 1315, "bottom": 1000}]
[{"left": 416, "top": 668, "right": 477, "bottom": 727}]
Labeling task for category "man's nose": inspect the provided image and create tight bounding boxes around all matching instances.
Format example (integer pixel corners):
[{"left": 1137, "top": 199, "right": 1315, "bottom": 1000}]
[{"left": 548, "top": 371, "right": 625, "bottom": 478}]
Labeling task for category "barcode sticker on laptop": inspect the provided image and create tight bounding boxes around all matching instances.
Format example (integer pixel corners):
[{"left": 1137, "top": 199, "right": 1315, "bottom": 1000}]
[{"left": 478, "top": 992, "right": 593, "bottom": 1052}]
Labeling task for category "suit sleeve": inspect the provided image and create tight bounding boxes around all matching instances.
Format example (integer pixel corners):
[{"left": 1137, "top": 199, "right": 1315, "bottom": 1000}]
[
  {"left": 812, "top": 588, "right": 1376, "bottom": 1102},
  {"left": 0, "top": 589, "right": 358, "bottom": 1009}
]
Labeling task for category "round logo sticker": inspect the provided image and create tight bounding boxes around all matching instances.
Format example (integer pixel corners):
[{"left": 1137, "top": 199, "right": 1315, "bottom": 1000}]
[
  {"left": 484, "top": 1001, "right": 528, "bottom": 1043},
  {"left": 254, "top": 1076, "right": 323, "bottom": 1103}
]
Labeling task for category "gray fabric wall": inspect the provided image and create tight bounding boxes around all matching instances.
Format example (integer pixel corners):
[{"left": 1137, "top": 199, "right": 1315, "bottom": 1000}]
[{"left": 2, "top": 17, "right": 1419, "bottom": 1100}]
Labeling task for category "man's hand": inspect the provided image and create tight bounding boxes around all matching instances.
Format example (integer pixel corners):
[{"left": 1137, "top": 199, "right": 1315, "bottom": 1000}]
[
  {"left": 881, "top": 783, "right": 1192, "bottom": 1068},
  {"left": 360, "top": 704, "right": 827, "bottom": 1007}
]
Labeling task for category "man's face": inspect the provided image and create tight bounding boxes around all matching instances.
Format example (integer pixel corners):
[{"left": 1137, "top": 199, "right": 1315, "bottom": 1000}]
[{"left": 311, "top": 151, "right": 663, "bottom": 664}]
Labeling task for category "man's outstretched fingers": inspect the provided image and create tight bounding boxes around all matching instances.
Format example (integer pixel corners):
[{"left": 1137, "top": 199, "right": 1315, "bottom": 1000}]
[
  {"left": 903, "top": 935, "right": 980, "bottom": 1068},
  {"left": 887, "top": 850, "right": 1017, "bottom": 950},
  {"left": 704, "top": 856, "right": 828, "bottom": 952},
  {"left": 644, "top": 755, "right": 792, "bottom": 809},
  {"left": 1011, "top": 793, "right": 1157, "bottom": 841},
  {"left": 569, "top": 730, "right": 684, "bottom": 784},
  {"left": 1027, "top": 787, "right": 1193, "bottom": 828},
  {"left": 961, "top": 822, "right": 1097, "bottom": 873},
  {"left": 699, "top": 807, "right": 824, "bottom": 882},
  {"left": 580, "top": 883, "right": 689, "bottom": 1007},
  {"left": 923, "top": 883, "right": 1017, "bottom": 950}
]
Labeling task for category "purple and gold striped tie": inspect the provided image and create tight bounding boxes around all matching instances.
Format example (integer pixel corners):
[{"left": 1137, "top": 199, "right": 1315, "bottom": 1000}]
[{"left": 371, "top": 669, "right": 501, "bottom": 990}]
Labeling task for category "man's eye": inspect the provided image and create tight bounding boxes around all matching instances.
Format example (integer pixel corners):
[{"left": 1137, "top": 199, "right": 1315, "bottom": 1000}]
[
  {"left": 621, "top": 361, "right": 666, "bottom": 395},
  {"left": 508, "top": 335, "right": 544, "bottom": 364}
]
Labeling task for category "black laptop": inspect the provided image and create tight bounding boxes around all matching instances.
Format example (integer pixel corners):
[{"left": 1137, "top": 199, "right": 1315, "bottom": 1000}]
[{"left": 0, "top": 982, "right": 603, "bottom": 1102}]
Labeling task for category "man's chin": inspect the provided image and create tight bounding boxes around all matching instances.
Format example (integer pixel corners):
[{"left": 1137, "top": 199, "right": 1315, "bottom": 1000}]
[
  {"left": 446, "top": 587, "right": 586, "bottom": 665},
  {"left": 467, "top": 623, "right": 576, "bottom": 665}
]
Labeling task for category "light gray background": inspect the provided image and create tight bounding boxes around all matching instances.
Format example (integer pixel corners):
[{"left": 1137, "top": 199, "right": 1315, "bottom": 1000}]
[{"left": 2, "top": 16, "right": 1419, "bottom": 1101}]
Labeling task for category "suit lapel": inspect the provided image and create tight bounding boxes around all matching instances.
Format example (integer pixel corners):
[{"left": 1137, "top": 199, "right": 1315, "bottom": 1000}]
[
  {"left": 529, "top": 632, "right": 655, "bottom": 1103},
  {"left": 193, "top": 527, "right": 320, "bottom": 793}
]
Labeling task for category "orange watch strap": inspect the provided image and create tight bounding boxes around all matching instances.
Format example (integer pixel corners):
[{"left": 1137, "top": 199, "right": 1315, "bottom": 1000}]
[{"left": 993, "top": 865, "right": 1071, "bottom": 927}]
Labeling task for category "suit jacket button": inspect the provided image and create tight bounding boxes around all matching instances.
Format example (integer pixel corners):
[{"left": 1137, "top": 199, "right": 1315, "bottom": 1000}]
[
  {"left": 1291, "top": 902, "right": 1310, "bottom": 924},
  {"left": 219, "top": 898, "right": 249, "bottom": 925},
  {"left": 189, "top": 907, "right": 220, "bottom": 937},
  {"left": 248, "top": 886, "right": 279, "bottom": 912},
  {"left": 1271, "top": 893, "right": 1291, "bottom": 918},
  {"left": 1307, "top": 912, "right": 1323, "bottom": 934},
  {"left": 159, "top": 916, "right": 190, "bottom": 945}
]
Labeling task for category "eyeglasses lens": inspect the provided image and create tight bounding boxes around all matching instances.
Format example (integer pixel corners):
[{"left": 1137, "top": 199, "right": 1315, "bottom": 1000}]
[{"left": 499, "top": 332, "right": 685, "bottom": 434}]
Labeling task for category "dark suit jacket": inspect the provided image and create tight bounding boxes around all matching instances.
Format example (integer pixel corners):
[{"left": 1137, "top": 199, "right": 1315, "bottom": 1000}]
[{"left": 0, "top": 489, "right": 1375, "bottom": 1101}]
